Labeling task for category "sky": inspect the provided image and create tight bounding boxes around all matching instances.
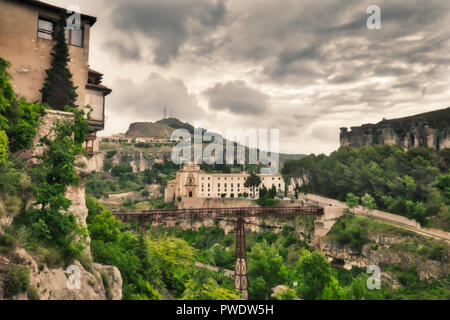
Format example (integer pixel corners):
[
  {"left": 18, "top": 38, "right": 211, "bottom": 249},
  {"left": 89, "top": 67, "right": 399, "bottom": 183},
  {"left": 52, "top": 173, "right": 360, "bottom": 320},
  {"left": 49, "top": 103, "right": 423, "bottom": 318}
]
[{"left": 47, "top": 0, "right": 450, "bottom": 155}]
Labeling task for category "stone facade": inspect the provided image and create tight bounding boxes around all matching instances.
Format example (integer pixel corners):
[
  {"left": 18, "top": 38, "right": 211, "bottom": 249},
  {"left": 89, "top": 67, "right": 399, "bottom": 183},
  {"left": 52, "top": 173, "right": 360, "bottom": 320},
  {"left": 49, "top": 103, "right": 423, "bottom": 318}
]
[
  {"left": 340, "top": 107, "right": 450, "bottom": 151},
  {"left": 164, "top": 163, "right": 285, "bottom": 203}
]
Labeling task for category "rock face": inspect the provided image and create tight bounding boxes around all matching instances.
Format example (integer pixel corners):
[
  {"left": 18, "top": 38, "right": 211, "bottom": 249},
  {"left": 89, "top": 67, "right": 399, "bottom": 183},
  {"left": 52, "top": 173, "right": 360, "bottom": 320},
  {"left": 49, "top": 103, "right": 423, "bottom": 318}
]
[
  {"left": 0, "top": 111, "right": 123, "bottom": 300},
  {"left": 0, "top": 248, "right": 122, "bottom": 300},
  {"left": 319, "top": 238, "right": 448, "bottom": 281},
  {"left": 340, "top": 107, "right": 450, "bottom": 151}
]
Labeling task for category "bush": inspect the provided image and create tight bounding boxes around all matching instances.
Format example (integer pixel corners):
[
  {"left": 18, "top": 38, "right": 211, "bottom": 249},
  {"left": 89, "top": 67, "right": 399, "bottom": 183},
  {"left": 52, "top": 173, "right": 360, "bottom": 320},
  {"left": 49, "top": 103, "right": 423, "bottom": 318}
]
[
  {"left": 255, "top": 198, "right": 279, "bottom": 207},
  {"left": 27, "top": 287, "right": 40, "bottom": 300},
  {"left": 106, "top": 150, "right": 117, "bottom": 159},
  {"left": 4, "top": 265, "right": 30, "bottom": 297},
  {"left": 0, "top": 233, "right": 16, "bottom": 248},
  {"left": 103, "top": 159, "right": 113, "bottom": 172}
]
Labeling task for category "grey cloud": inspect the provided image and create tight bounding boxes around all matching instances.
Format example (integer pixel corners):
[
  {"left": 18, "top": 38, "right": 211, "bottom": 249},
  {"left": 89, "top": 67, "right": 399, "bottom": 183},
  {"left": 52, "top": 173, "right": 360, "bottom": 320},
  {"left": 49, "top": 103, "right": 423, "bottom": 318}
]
[
  {"left": 103, "top": 41, "right": 141, "bottom": 61},
  {"left": 110, "top": 0, "right": 226, "bottom": 66},
  {"left": 109, "top": 73, "right": 205, "bottom": 122},
  {"left": 204, "top": 81, "right": 270, "bottom": 115}
]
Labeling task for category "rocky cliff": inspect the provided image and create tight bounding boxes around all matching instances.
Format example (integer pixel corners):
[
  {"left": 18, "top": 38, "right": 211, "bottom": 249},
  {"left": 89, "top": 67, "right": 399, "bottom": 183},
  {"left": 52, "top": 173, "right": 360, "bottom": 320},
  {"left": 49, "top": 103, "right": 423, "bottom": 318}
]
[
  {"left": 340, "top": 107, "right": 450, "bottom": 150},
  {"left": 0, "top": 110, "right": 123, "bottom": 300}
]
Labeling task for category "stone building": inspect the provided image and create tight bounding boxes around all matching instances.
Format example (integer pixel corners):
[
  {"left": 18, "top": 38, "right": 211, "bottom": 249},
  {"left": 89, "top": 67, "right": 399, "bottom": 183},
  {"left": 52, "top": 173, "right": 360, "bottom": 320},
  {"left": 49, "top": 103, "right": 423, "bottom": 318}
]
[
  {"left": 0, "top": 0, "right": 111, "bottom": 154},
  {"left": 164, "top": 163, "right": 285, "bottom": 202}
]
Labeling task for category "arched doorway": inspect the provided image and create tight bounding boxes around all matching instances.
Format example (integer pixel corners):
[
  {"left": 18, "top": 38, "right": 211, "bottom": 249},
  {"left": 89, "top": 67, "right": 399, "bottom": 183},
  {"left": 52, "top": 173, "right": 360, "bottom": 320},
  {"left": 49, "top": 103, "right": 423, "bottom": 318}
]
[{"left": 189, "top": 191, "right": 193, "bottom": 198}]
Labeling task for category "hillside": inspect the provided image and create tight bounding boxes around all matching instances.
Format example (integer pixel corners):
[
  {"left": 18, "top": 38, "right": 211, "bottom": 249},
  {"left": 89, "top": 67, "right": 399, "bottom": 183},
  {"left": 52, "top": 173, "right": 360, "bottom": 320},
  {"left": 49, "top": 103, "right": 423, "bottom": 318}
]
[
  {"left": 125, "top": 122, "right": 174, "bottom": 139},
  {"left": 123, "top": 118, "right": 305, "bottom": 164}
]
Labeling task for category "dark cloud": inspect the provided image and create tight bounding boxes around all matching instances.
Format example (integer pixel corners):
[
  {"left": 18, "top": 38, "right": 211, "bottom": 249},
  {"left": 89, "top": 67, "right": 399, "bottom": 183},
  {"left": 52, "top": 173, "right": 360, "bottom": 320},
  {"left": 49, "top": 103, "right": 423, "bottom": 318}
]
[
  {"left": 110, "top": 0, "right": 226, "bottom": 66},
  {"left": 204, "top": 81, "right": 270, "bottom": 115},
  {"left": 103, "top": 41, "right": 141, "bottom": 61}
]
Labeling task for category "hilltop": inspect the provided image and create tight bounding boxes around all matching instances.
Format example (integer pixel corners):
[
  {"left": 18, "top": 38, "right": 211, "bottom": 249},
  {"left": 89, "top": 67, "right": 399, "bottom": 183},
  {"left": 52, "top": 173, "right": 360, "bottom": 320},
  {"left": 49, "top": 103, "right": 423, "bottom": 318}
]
[{"left": 122, "top": 118, "right": 305, "bottom": 163}]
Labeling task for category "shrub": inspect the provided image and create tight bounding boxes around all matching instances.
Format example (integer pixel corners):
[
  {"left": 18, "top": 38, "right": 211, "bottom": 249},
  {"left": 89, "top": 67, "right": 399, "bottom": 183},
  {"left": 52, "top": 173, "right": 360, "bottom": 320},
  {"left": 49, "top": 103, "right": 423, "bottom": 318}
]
[
  {"left": 105, "top": 150, "right": 117, "bottom": 159},
  {"left": 0, "top": 233, "right": 16, "bottom": 248},
  {"left": 256, "top": 198, "right": 279, "bottom": 207},
  {"left": 103, "top": 159, "right": 113, "bottom": 172},
  {"left": 27, "top": 287, "right": 40, "bottom": 300},
  {"left": 4, "top": 265, "right": 30, "bottom": 297}
]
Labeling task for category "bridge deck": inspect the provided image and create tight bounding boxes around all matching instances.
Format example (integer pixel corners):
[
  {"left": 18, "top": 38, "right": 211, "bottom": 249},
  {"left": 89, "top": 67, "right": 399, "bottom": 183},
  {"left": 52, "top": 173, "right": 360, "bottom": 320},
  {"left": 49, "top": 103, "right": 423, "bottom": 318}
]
[{"left": 113, "top": 206, "right": 324, "bottom": 224}]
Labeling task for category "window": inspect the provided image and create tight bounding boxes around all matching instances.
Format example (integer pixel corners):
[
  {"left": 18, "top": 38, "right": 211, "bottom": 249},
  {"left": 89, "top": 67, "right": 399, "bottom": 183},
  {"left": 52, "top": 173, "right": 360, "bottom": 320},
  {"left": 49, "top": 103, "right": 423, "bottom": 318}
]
[
  {"left": 38, "top": 18, "right": 83, "bottom": 46},
  {"left": 68, "top": 28, "right": 83, "bottom": 46},
  {"left": 38, "top": 18, "right": 54, "bottom": 40}
]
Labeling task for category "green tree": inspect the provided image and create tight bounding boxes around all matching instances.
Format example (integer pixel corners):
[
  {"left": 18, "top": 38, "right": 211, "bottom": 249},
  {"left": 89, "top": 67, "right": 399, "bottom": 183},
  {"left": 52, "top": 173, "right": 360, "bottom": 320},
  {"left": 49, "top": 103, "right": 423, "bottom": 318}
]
[
  {"left": 40, "top": 16, "right": 78, "bottom": 109},
  {"left": 361, "top": 193, "right": 377, "bottom": 216},
  {"left": 0, "top": 129, "right": 7, "bottom": 163},
  {"left": 346, "top": 274, "right": 383, "bottom": 300},
  {"left": 247, "top": 240, "right": 288, "bottom": 299},
  {"left": 244, "top": 172, "right": 261, "bottom": 198},
  {"left": 345, "top": 193, "right": 360, "bottom": 214},
  {"left": 294, "top": 251, "right": 344, "bottom": 300}
]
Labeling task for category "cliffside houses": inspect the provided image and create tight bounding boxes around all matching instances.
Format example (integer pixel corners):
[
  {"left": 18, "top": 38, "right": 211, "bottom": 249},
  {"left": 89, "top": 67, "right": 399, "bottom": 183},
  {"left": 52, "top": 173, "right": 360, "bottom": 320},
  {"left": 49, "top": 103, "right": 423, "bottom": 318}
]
[{"left": 0, "top": 0, "right": 111, "bottom": 155}]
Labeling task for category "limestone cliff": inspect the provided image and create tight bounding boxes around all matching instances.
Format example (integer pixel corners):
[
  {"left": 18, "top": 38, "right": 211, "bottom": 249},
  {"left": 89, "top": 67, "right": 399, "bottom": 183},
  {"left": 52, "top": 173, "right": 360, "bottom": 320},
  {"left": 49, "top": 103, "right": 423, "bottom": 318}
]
[
  {"left": 0, "top": 110, "right": 123, "bottom": 300},
  {"left": 340, "top": 107, "right": 450, "bottom": 151}
]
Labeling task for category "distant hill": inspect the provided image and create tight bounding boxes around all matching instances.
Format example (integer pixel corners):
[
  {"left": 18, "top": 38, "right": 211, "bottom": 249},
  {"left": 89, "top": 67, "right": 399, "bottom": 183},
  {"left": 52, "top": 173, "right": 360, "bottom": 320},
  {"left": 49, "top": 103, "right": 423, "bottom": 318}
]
[
  {"left": 124, "top": 118, "right": 306, "bottom": 162},
  {"left": 125, "top": 122, "right": 173, "bottom": 138},
  {"left": 125, "top": 118, "right": 201, "bottom": 138},
  {"left": 156, "top": 118, "right": 195, "bottom": 133}
]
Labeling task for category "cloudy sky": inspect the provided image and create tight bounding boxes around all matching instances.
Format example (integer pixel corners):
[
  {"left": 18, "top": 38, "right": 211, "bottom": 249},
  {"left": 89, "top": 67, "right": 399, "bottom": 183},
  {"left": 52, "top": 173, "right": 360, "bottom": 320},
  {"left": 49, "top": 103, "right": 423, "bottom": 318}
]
[{"left": 49, "top": 0, "right": 450, "bottom": 154}]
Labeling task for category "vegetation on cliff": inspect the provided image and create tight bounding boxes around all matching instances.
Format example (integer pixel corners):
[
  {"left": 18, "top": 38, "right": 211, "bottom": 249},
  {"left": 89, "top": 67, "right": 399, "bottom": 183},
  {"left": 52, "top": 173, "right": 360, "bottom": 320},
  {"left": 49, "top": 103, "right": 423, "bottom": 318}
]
[
  {"left": 1, "top": 56, "right": 90, "bottom": 268},
  {"left": 283, "top": 145, "right": 450, "bottom": 229}
]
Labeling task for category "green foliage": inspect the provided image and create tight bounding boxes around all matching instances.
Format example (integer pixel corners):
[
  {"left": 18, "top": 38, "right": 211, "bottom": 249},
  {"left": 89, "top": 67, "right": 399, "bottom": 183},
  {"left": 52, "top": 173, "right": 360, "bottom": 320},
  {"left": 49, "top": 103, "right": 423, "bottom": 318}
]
[
  {"left": 295, "top": 251, "right": 344, "bottom": 300},
  {"left": 248, "top": 240, "right": 288, "bottom": 299},
  {"left": 244, "top": 172, "right": 261, "bottom": 197},
  {"left": 4, "top": 265, "right": 30, "bottom": 297},
  {"left": 181, "top": 268, "right": 239, "bottom": 300},
  {"left": 106, "top": 150, "right": 117, "bottom": 159},
  {"left": 0, "top": 57, "right": 45, "bottom": 153},
  {"left": 345, "top": 193, "right": 359, "bottom": 213},
  {"left": 330, "top": 216, "right": 369, "bottom": 252},
  {"left": 346, "top": 274, "right": 383, "bottom": 300},
  {"left": 255, "top": 198, "right": 280, "bottom": 207},
  {"left": 111, "top": 163, "right": 133, "bottom": 177},
  {"left": 0, "top": 130, "right": 7, "bottom": 163},
  {"left": 282, "top": 145, "right": 445, "bottom": 226},
  {"left": 361, "top": 193, "right": 377, "bottom": 213},
  {"left": 88, "top": 211, "right": 121, "bottom": 243},
  {"left": 27, "top": 287, "right": 40, "bottom": 300},
  {"left": 40, "top": 16, "right": 78, "bottom": 109}
]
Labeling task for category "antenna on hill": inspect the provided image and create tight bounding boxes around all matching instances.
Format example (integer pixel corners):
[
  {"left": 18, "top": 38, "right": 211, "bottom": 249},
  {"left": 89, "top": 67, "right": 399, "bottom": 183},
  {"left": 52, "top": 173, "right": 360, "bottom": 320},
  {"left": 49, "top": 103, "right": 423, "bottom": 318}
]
[
  {"left": 170, "top": 109, "right": 173, "bottom": 118},
  {"left": 163, "top": 105, "right": 167, "bottom": 119}
]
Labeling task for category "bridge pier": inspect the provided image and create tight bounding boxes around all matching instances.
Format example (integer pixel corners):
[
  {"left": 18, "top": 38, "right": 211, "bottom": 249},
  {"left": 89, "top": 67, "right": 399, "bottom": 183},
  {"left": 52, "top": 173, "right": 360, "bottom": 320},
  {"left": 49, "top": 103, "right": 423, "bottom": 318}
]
[{"left": 234, "top": 217, "right": 248, "bottom": 300}]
